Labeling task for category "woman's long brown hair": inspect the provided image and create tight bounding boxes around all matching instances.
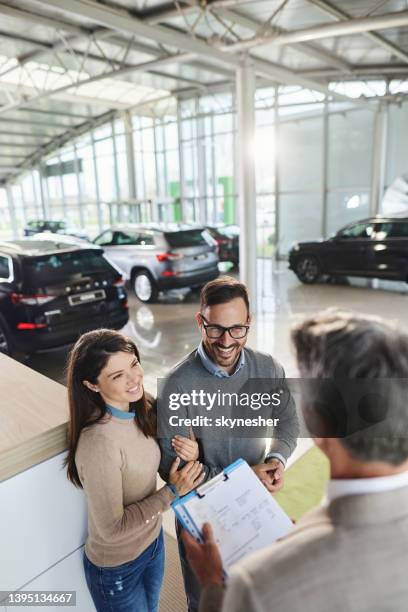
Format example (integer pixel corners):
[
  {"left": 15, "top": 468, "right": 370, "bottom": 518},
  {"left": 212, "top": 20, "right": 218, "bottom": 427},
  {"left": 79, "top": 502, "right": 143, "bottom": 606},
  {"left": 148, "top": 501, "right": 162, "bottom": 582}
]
[{"left": 65, "top": 329, "right": 156, "bottom": 488}]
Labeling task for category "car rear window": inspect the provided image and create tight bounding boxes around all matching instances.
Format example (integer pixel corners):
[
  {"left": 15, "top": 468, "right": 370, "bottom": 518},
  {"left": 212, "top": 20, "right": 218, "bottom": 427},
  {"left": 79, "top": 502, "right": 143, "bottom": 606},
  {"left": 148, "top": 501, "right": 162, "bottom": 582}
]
[
  {"left": 23, "top": 250, "right": 116, "bottom": 284},
  {"left": 164, "top": 229, "right": 210, "bottom": 248}
]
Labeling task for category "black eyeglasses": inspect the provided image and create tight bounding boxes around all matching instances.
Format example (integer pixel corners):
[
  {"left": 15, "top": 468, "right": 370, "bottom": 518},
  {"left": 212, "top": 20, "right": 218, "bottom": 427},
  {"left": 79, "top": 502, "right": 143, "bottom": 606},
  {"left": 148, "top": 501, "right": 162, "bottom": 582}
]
[{"left": 200, "top": 315, "right": 250, "bottom": 339}]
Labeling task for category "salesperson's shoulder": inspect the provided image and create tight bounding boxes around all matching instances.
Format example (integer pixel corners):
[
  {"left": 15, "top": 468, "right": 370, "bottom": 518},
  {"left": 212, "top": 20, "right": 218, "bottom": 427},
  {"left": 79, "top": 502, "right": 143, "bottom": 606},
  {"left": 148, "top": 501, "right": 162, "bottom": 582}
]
[{"left": 245, "top": 347, "right": 285, "bottom": 377}]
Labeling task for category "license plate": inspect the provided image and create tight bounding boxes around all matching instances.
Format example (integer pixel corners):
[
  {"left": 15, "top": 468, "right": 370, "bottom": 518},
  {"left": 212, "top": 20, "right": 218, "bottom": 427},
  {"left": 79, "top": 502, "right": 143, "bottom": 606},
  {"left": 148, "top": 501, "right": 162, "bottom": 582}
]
[
  {"left": 68, "top": 289, "right": 106, "bottom": 306},
  {"left": 195, "top": 254, "right": 207, "bottom": 260}
]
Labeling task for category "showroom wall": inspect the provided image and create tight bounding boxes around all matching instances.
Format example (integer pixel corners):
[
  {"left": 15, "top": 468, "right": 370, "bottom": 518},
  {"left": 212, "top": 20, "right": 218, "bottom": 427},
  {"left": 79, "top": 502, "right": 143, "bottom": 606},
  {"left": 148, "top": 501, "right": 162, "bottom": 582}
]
[{"left": 2, "top": 86, "right": 408, "bottom": 255}]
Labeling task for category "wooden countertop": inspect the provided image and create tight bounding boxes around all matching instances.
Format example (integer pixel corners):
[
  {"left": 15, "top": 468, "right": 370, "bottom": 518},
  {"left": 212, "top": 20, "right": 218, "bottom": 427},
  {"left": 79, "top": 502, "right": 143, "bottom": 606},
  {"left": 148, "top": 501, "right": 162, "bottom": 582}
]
[{"left": 0, "top": 353, "right": 68, "bottom": 482}]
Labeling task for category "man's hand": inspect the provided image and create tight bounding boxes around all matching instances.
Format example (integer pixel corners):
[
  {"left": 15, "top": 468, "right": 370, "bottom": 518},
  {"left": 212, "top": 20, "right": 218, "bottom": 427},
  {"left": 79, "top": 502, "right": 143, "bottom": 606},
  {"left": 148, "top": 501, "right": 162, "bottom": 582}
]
[
  {"left": 252, "top": 458, "right": 285, "bottom": 493},
  {"left": 181, "top": 523, "right": 224, "bottom": 587}
]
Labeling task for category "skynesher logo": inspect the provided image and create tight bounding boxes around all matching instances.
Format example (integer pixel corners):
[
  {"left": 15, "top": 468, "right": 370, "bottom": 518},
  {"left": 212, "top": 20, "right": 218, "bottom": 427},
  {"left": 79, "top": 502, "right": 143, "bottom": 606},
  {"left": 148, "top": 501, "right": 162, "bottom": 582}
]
[{"left": 168, "top": 389, "right": 283, "bottom": 411}]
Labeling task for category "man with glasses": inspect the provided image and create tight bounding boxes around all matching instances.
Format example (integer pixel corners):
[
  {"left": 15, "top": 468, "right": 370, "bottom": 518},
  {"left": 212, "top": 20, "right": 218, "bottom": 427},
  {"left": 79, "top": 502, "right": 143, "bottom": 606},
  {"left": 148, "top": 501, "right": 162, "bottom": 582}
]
[{"left": 159, "top": 276, "right": 298, "bottom": 612}]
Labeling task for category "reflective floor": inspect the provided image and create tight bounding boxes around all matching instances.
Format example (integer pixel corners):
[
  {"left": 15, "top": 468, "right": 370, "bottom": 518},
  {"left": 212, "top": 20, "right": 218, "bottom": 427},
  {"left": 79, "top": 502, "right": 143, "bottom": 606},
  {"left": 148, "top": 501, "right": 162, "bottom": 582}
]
[{"left": 27, "top": 260, "right": 408, "bottom": 388}]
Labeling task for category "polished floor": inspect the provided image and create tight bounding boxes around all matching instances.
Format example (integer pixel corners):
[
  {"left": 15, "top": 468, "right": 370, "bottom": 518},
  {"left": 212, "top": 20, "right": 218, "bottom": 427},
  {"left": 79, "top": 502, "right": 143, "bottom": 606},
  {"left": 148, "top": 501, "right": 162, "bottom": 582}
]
[{"left": 27, "top": 260, "right": 408, "bottom": 388}]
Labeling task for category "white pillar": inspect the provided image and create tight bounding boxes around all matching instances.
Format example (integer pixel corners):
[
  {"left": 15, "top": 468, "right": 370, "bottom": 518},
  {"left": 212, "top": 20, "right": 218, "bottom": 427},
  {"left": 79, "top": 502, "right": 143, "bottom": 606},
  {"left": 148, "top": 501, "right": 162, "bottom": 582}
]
[
  {"left": 124, "top": 111, "right": 137, "bottom": 201},
  {"left": 6, "top": 184, "right": 18, "bottom": 239},
  {"left": 370, "top": 104, "right": 388, "bottom": 216},
  {"left": 236, "top": 57, "right": 257, "bottom": 311}
]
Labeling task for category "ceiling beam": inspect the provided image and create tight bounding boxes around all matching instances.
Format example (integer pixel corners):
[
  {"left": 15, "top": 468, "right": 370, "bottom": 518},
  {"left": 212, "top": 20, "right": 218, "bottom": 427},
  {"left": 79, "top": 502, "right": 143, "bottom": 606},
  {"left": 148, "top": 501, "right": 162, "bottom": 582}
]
[
  {"left": 300, "top": 65, "right": 408, "bottom": 78},
  {"left": 0, "top": 116, "right": 68, "bottom": 128},
  {"left": 0, "top": 130, "right": 50, "bottom": 139},
  {"left": 213, "top": 7, "right": 352, "bottom": 72},
  {"left": 0, "top": 142, "right": 38, "bottom": 148},
  {"left": 31, "top": 0, "right": 366, "bottom": 104},
  {"left": 309, "top": 0, "right": 408, "bottom": 65},
  {"left": 0, "top": 52, "right": 193, "bottom": 116},
  {"left": 19, "top": 107, "right": 91, "bottom": 119},
  {"left": 225, "top": 9, "right": 408, "bottom": 52}
]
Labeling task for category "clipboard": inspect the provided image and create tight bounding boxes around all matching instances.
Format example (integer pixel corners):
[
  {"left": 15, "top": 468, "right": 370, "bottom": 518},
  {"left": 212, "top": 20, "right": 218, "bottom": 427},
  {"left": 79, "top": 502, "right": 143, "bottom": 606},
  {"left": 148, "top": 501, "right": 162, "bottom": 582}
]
[{"left": 172, "top": 458, "right": 293, "bottom": 572}]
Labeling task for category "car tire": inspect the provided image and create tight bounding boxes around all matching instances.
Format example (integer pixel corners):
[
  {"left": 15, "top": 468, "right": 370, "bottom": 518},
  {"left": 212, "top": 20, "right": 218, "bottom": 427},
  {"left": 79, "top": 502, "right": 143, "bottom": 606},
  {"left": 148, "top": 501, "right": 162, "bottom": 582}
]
[
  {"left": 133, "top": 270, "right": 158, "bottom": 303},
  {"left": 0, "top": 317, "right": 13, "bottom": 356},
  {"left": 295, "top": 255, "right": 321, "bottom": 284}
]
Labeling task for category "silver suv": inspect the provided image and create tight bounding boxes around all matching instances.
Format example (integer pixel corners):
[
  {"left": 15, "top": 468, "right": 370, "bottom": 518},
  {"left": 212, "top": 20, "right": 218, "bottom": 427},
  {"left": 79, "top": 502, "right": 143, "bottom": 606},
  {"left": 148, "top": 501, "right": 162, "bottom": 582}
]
[{"left": 93, "top": 224, "right": 219, "bottom": 302}]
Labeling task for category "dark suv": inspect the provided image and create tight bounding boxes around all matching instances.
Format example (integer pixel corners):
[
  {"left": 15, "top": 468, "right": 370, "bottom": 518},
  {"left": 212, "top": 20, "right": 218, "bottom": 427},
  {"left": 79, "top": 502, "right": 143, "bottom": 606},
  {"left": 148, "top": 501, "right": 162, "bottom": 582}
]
[
  {"left": 93, "top": 224, "right": 219, "bottom": 302},
  {"left": 0, "top": 239, "right": 128, "bottom": 356},
  {"left": 289, "top": 217, "right": 408, "bottom": 284},
  {"left": 206, "top": 225, "right": 239, "bottom": 266}
]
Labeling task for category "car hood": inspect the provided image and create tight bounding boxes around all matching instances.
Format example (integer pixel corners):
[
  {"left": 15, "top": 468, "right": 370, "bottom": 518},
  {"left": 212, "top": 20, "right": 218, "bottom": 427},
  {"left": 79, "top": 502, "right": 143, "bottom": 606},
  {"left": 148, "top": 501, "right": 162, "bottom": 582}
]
[{"left": 291, "top": 239, "right": 325, "bottom": 250}]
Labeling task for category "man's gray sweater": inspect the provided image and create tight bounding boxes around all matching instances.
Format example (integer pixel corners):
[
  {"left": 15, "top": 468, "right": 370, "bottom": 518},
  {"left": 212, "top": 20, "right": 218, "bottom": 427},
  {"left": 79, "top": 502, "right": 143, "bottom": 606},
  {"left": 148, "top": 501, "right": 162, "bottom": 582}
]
[{"left": 158, "top": 347, "right": 299, "bottom": 482}]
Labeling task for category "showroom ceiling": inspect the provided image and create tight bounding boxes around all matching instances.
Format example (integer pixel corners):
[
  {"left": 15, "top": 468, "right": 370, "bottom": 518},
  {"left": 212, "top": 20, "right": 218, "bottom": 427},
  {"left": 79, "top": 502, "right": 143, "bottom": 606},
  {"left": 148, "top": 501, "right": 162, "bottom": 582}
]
[{"left": 0, "top": 0, "right": 408, "bottom": 184}]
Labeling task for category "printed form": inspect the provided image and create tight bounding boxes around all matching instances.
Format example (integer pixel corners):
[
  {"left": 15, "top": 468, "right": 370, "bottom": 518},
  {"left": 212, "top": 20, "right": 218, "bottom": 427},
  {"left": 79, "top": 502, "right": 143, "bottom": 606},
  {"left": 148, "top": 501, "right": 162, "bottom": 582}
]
[{"left": 173, "top": 459, "right": 293, "bottom": 572}]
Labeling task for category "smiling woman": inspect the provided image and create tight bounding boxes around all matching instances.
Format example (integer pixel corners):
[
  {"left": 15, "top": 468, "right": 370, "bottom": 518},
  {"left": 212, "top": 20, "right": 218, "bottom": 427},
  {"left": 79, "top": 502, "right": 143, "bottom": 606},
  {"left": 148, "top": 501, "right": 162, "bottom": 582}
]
[{"left": 64, "top": 329, "right": 204, "bottom": 612}]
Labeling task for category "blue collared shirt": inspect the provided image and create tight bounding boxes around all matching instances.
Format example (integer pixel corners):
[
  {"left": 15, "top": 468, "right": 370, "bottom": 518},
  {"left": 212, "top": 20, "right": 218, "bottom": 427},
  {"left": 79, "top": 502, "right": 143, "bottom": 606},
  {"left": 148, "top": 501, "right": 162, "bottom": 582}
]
[
  {"left": 197, "top": 341, "right": 246, "bottom": 378},
  {"left": 106, "top": 404, "right": 135, "bottom": 420}
]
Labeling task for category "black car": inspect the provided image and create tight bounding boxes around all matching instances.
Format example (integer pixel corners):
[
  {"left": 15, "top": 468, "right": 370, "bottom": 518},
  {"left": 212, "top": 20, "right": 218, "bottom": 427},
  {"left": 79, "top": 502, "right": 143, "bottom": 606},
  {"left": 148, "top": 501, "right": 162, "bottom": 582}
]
[
  {"left": 206, "top": 225, "right": 239, "bottom": 266},
  {"left": 0, "top": 239, "right": 129, "bottom": 356},
  {"left": 289, "top": 217, "right": 408, "bottom": 284},
  {"left": 24, "top": 219, "right": 89, "bottom": 241}
]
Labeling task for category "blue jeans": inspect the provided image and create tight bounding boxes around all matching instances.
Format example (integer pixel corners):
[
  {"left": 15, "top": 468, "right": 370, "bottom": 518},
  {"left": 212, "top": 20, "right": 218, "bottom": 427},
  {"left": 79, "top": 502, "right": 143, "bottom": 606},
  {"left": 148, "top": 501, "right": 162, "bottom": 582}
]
[
  {"left": 83, "top": 529, "right": 165, "bottom": 612},
  {"left": 176, "top": 519, "right": 200, "bottom": 612}
]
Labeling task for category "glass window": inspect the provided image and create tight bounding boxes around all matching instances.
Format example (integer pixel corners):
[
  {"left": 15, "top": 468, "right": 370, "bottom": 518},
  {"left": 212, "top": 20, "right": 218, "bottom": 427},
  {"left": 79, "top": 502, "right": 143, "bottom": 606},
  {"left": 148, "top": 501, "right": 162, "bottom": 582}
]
[
  {"left": 23, "top": 250, "right": 115, "bottom": 284},
  {"left": 114, "top": 231, "right": 154, "bottom": 246},
  {"left": 0, "top": 255, "right": 11, "bottom": 280},
  {"left": 94, "top": 230, "right": 114, "bottom": 246},
  {"left": 328, "top": 110, "right": 374, "bottom": 189},
  {"left": 164, "top": 229, "right": 210, "bottom": 248},
  {"left": 326, "top": 191, "right": 370, "bottom": 236},
  {"left": 375, "top": 222, "right": 408, "bottom": 239},
  {"left": 338, "top": 222, "right": 374, "bottom": 239}
]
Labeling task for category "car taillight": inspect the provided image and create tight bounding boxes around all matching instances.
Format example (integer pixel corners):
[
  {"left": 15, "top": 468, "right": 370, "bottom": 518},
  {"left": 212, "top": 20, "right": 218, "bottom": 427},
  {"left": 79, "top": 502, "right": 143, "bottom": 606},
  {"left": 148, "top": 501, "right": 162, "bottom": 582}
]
[
  {"left": 156, "top": 252, "right": 184, "bottom": 262},
  {"left": 16, "top": 322, "right": 47, "bottom": 330},
  {"left": 113, "top": 277, "right": 126, "bottom": 287},
  {"left": 11, "top": 293, "right": 55, "bottom": 306}
]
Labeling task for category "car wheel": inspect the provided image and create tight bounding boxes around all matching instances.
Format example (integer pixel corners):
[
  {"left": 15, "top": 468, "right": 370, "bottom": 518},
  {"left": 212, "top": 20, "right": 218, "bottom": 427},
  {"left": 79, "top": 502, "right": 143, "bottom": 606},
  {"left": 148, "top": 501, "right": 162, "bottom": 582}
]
[
  {"left": 133, "top": 271, "right": 158, "bottom": 303},
  {"left": 295, "top": 255, "right": 321, "bottom": 284},
  {"left": 0, "top": 319, "right": 12, "bottom": 356}
]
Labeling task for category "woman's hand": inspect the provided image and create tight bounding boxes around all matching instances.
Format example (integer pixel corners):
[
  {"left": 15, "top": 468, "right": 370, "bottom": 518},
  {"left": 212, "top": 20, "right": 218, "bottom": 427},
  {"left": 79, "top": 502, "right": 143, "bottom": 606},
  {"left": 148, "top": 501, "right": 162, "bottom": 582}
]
[
  {"left": 172, "top": 435, "right": 199, "bottom": 461},
  {"left": 169, "top": 457, "right": 205, "bottom": 496}
]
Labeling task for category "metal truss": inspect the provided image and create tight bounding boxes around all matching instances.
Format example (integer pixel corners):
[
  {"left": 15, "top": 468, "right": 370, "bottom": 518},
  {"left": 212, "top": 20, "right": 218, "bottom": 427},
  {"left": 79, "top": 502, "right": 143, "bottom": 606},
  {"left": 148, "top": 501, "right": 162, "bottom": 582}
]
[
  {"left": 1, "top": 0, "right": 407, "bottom": 186},
  {"left": 309, "top": 0, "right": 408, "bottom": 65}
]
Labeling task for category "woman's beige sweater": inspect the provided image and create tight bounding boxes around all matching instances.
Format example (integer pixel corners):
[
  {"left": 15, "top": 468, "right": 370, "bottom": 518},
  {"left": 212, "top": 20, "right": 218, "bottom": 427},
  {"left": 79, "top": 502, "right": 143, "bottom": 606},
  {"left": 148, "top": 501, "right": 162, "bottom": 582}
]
[{"left": 75, "top": 414, "right": 174, "bottom": 567}]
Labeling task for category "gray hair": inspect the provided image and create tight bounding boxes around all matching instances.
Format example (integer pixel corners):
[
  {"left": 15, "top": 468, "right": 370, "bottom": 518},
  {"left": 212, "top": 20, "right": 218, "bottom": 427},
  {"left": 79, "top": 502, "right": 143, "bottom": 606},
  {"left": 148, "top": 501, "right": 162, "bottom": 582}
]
[{"left": 292, "top": 310, "right": 408, "bottom": 465}]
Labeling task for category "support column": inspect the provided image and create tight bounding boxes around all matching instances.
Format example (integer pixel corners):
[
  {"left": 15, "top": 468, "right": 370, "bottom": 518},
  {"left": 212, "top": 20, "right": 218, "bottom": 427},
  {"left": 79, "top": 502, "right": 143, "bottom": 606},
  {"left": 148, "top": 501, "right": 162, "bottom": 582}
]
[
  {"left": 176, "top": 100, "right": 185, "bottom": 222},
  {"left": 90, "top": 129, "right": 103, "bottom": 231},
  {"left": 321, "top": 96, "right": 329, "bottom": 238},
  {"left": 196, "top": 98, "right": 207, "bottom": 226},
  {"left": 273, "top": 85, "right": 280, "bottom": 261},
  {"left": 236, "top": 58, "right": 257, "bottom": 312},
  {"left": 6, "top": 184, "right": 18, "bottom": 239},
  {"left": 73, "top": 143, "right": 85, "bottom": 228},
  {"left": 370, "top": 103, "right": 388, "bottom": 216},
  {"left": 36, "top": 166, "right": 47, "bottom": 219},
  {"left": 124, "top": 111, "right": 137, "bottom": 201},
  {"left": 236, "top": 57, "right": 257, "bottom": 311}
]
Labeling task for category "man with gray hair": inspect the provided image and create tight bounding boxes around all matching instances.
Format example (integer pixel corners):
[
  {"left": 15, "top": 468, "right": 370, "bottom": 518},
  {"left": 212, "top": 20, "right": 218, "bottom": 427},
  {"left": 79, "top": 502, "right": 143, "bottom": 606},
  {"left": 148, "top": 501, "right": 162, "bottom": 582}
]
[{"left": 183, "top": 310, "right": 408, "bottom": 612}]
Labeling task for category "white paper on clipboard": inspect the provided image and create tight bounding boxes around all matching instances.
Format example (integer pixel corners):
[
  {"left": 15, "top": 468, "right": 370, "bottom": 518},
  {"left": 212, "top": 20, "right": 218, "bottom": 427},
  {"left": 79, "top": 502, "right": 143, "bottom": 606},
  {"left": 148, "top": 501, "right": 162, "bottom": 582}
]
[{"left": 172, "top": 458, "right": 294, "bottom": 573}]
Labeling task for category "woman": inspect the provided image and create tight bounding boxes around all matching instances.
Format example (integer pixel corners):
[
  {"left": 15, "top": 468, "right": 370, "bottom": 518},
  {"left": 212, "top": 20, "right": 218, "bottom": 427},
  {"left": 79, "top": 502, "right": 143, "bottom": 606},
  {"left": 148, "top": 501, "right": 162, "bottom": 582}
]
[{"left": 65, "top": 329, "right": 203, "bottom": 612}]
